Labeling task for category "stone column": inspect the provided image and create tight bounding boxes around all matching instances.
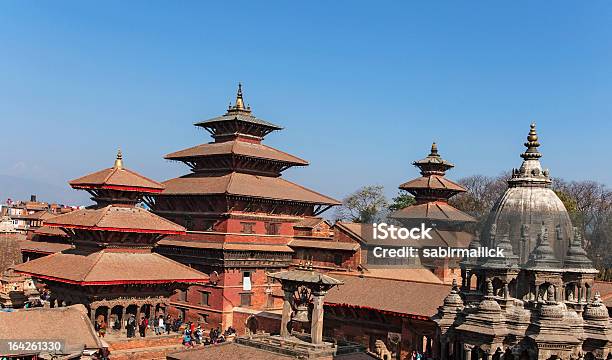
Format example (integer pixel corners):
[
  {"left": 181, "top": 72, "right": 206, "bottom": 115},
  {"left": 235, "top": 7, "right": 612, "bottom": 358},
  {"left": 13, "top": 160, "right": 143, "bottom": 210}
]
[
  {"left": 280, "top": 288, "right": 293, "bottom": 338},
  {"left": 310, "top": 290, "right": 326, "bottom": 345},
  {"left": 535, "top": 284, "right": 540, "bottom": 302},
  {"left": 106, "top": 307, "right": 112, "bottom": 324},
  {"left": 586, "top": 286, "right": 592, "bottom": 302},
  {"left": 464, "top": 345, "right": 473, "bottom": 360},
  {"left": 504, "top": 282, "right": 509, "bottom": 299},
  {"left": 90, "top": 307, "right": 97, "bottom": 324},
  {"left": 136, "top": 304, "right": 141, "bottom": 323},
  {"left": 121, "top": 306, "right": 127, "bottom": 330},
  {"left": 440, "top": 341, "right": 448, "bottom": 360}
]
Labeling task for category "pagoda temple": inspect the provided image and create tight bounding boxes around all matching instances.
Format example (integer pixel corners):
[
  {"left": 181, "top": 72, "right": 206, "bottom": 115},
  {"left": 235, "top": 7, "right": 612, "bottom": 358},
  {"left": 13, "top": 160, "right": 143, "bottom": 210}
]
[
  {"left": 147, "top": 84, "right": 340, "bottom": 330},
  {"left": 15, "top": 151, "right": 208, "bottom": 328},
  {"left": 390, "top": 143, "right": 475, "bottom": 282}
]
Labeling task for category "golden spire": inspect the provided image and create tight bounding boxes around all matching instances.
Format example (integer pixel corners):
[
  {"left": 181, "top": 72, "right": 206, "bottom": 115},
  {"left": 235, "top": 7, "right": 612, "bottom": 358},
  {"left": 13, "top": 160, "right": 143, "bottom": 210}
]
[
  {"left": 234, "top": 83, "right": 245, "bottom": 110},
  {"left": 114, "top": 149, "right": 123, "bottom": 169},
  {"left": 429, "top": 142, "right": 439, "bottom": 157}
]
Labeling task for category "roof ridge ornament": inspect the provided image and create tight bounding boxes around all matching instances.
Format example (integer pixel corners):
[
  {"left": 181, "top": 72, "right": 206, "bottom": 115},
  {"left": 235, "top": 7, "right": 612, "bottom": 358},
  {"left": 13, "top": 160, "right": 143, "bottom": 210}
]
[
  {"left": 429, "top": 142, "right": 439, "bottom": 157},
  {"left": 227, "top": 82, "right": 251, "bottom": 114},
  {"left": 114, "top": 149, "right": 123, "bottom": 169},
  {"left": 509, "top": 123, "right": 551, "bottom": 187},
  {"left": 521, "top": 123, "right": 542, "bottom": 160},
  {"left": 235, "top": 82, "right": 245, "bottom": 110}
]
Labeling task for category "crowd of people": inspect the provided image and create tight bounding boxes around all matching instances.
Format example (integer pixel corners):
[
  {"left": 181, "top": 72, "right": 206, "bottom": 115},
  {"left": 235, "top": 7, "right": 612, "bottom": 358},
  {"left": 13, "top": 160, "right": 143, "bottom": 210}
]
[
  {"left": 180, "top": 322, "right": 236, "bottom": 348},
  {"left": 93, "top": 311, "right": 238, "bottom": 349}
]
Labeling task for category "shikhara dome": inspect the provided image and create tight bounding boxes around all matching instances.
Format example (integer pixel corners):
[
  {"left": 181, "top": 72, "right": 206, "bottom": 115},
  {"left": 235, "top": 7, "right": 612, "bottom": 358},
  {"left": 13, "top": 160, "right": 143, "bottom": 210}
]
[{"left": 480, "top": 124, "right": 575, "bottom": 267}]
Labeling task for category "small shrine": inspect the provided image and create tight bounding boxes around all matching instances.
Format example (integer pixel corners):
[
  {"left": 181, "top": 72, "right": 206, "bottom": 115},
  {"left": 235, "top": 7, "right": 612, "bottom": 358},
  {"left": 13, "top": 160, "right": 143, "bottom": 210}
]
[{"left": 236, "top": 265, "right": 343, "bottom": 359}]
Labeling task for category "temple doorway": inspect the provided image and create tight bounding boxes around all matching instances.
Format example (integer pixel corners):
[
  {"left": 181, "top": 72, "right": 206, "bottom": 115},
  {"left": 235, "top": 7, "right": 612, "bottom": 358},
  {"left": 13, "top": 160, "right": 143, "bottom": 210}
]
[{"left": 246, "top": 315, "right": 259, "bottom": 334}]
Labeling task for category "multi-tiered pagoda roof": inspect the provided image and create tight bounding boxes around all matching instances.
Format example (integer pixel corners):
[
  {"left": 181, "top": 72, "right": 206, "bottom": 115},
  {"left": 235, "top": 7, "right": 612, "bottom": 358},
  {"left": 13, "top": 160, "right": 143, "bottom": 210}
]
[
  {"left": 391, "top": 143, "right": 475, "bottom": 248},
  {"left": 151, "top": 84, "right": 339, "bottom": 221},
  {"left": 16, "top": 152, "right": 207, "bottom": 307}
]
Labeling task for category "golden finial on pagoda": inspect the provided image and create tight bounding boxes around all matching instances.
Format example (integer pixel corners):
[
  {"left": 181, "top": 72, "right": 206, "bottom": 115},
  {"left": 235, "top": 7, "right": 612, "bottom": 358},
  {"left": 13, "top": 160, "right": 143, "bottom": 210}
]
[
  {"left": 234, "top": 82, "right": 245, "bottom": 110},
  {"left": 114, "top": 149, "right": 123, "bottom": 169},
  {"left": 430, "top": 142, "right": 439, "bottom": 156}
]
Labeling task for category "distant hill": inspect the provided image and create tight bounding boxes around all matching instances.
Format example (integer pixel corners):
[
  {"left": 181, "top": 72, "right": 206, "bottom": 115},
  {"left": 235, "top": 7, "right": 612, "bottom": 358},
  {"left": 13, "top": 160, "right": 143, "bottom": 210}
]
[{"left": 0, "top": 174, "right": 89, "bottom": 206}]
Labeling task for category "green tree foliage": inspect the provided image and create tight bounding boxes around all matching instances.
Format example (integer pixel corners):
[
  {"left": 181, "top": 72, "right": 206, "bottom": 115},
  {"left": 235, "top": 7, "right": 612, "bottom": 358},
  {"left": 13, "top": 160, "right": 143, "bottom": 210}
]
[{"left": 388, "top": 190, "right": 416, "bottom": 211}]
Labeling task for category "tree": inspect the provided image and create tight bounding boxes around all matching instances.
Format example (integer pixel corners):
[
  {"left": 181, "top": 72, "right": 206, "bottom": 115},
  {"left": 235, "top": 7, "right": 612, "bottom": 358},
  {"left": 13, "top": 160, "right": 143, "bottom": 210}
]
[
  {"left": 553, "top": 179, "right": 612, "bottom": 267},
  {"left": 388, "top": 190, "right": 416, "bottom": 212},
  {"left": 449, "top": 172, "right": 509, "bottom": 224},
  {"left": 334, "top": 185, "right": 389, "bottom": 224}
]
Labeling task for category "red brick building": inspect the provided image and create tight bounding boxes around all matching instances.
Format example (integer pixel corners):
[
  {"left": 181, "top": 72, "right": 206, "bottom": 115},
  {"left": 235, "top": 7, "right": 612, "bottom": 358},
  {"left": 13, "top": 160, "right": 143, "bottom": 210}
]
[{"left": 147, "top": 84, "right": 350, "bottom": 330}]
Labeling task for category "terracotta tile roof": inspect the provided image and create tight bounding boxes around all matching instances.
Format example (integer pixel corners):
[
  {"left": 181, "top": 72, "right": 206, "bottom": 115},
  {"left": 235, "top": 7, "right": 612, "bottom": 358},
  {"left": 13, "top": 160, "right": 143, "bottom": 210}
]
[
  {"left": 289, "top": 239, "right": 359, "bottom": 251},
  {"left": 45, "top": 205, "right": 185, "bottom": 234},
  {"left": 334, "top": 222, "right": 363, "bottom": 236},
  {"left": 20, "top": 211, "right": 55, "bottom": 221},
  {"left": 157, "top": 239, "right": 294, "bottom": 253},
  {"left": 167, "top": 343, "right": 293, "bottom": 360},
  {"left": 0, "top": 305, "right": 103, "bottom": 354},
  {"left": 69, "top": 166, "right": 164, "bottom": 193},
  {"left": 399, "top": 175, "right": 466, "bottom": 193},
  {"left": 15, "top": 249, "right": 208, "bottom": 285},
  {"left": 165, "top": 141, "right": 308, "bottom": 165},
  {"left": 324, "top": 272, "right": 450, "bottom": 318},
  {"left": 161, "top": 173, "right": 340, "bottom": 205},
  {"left": 429, "top": 228, "right": 473, "bottom": 248},
  {"left": 195, "top": 113, "right": 282, "bottom": 130},
  {"left": 391, "top": 202, "right": 476, "bottom": 222},
  {"left": 20, "top": 240, "right": 73, "bottom": 254},
  {"left": 362, "top": 268, "right": 443, "bottom": 284},
  {"left": 294, "top": 217, "right": 327, "bottom": 229},
  {"left": 594, "top": 280, "right": 612, "bottom": 307},
  {"left": 33, "top": 225, "right": 68, "bottom": 237}
]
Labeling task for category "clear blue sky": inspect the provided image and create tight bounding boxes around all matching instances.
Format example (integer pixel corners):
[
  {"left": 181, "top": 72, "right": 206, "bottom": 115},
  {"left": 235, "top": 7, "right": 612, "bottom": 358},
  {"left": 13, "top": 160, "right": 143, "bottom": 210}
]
[{"left": 0, "top": 1, "right": 611, "bottom": 205}]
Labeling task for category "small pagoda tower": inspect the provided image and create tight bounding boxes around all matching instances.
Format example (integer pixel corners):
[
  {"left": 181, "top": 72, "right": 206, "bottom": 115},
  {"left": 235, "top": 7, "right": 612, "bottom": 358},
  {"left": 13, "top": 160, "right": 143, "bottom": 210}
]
[
  {"left": 147, "top": 84, "right": 340, "bottom": 330},
  {"left": 16, "top": 151, "right": 208, "bottom": 328},
  {"left": 390, "top": 143, "right": 476, "bottom": 282}
]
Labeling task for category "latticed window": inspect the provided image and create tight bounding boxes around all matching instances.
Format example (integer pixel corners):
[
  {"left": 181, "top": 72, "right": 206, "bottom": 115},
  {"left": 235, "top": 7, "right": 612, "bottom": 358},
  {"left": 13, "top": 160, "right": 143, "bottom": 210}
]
[
  {"left": 200, "top": 291, "right": 210, "bottom": 306},
  {"left": 265, "top": 222, "right": 281, "bottom": 235},
  {"left": 240, "top": 222, "right": 255, "bottom": 234},
  {"left": 240, "top": 293, "right": 252, "bottom": 307}
]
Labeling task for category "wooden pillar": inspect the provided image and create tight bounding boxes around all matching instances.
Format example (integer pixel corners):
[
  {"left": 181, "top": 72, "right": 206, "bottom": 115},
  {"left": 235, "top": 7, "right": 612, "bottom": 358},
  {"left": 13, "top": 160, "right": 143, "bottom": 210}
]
[{"left": 310, "top": 291, "right": 326, "bottom": 345}]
